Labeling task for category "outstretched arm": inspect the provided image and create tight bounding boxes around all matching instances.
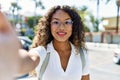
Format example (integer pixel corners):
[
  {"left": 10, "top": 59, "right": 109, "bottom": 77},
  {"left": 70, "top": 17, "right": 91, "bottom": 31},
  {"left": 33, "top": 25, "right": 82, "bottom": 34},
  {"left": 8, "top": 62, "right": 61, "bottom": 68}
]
[
  {"left": 17, "top": 49, "right": 40, "bottom": 77},
  {"left": 0, "top": 12, "right": 40, "bottom": 80}
]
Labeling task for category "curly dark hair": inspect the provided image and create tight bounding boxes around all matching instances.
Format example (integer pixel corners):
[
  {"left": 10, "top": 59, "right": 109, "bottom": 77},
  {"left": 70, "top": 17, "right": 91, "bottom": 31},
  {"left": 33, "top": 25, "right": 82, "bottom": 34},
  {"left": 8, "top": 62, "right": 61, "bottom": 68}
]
[{"left": 32, "top": 5, "right": 85, "bottom": 49}]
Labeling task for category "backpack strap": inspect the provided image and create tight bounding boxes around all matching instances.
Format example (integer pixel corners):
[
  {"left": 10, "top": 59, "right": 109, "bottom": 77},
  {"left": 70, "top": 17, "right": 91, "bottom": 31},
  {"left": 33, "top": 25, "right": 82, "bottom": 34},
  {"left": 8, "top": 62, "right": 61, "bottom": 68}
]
[
  {"left": 79, "top": 48, "right": 86, "bottom": 71},
  {"left": 38, "top": 52, "right": 50, "bottom": 80}
]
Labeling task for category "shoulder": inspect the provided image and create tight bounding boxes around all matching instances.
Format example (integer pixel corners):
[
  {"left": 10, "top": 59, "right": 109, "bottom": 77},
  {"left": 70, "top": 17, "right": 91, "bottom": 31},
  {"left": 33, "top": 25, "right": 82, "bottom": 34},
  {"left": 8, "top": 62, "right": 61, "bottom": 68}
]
[
  {"left": 29, "top": 46, "right": 47, "bottom": 56},
  {"left": 30, "top": 46, "right": 46, "bottom": 52}
]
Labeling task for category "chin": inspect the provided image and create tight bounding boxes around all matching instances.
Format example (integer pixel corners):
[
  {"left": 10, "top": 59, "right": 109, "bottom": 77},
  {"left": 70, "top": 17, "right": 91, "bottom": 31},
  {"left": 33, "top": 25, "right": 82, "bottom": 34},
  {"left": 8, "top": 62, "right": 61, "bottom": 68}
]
[{"left": 54, "top": 38, "right": 69, "bottom": 43}]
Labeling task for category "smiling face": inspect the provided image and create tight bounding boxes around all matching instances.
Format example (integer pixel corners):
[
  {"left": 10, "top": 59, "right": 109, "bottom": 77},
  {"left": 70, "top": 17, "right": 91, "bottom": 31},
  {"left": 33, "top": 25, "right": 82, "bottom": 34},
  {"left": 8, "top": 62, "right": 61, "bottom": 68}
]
[{"left": 51, "top": 10, "right": 73, "bottom": 42}]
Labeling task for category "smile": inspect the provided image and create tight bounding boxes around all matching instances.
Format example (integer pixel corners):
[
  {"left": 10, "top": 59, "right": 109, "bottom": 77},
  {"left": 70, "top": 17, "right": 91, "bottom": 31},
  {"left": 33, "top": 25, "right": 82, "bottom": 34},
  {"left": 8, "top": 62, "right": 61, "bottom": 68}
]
[{"left": 57, "top": 32, "right": 67, "bottom": 37}]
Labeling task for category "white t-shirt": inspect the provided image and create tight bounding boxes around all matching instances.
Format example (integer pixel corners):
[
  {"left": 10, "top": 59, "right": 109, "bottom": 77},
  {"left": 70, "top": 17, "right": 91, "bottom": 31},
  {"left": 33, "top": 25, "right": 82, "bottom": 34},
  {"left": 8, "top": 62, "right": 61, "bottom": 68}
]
[{"left": 29, "top": 41, "right": 89, "bottom": 80}]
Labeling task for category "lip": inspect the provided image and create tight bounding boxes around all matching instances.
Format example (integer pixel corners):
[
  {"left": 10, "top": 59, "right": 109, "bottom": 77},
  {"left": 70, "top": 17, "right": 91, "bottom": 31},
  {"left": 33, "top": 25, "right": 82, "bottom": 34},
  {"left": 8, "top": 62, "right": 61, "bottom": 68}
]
[{"left": 57, "top": 32, "right": 67, "bottom": 37}]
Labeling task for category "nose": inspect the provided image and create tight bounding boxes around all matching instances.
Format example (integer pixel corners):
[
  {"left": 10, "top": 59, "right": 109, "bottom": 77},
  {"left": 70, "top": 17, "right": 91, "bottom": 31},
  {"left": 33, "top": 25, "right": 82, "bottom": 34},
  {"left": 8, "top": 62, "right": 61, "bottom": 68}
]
[{"left": 59, "top": 22, "right": 65, "bottom": 29}]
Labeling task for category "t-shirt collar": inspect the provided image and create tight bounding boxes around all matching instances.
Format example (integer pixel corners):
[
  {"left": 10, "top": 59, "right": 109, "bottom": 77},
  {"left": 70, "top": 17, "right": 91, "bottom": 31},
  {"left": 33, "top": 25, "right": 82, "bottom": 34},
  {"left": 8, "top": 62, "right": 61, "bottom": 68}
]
[{"left": 46, "top": 41, "right": 76, "bottom": 54}]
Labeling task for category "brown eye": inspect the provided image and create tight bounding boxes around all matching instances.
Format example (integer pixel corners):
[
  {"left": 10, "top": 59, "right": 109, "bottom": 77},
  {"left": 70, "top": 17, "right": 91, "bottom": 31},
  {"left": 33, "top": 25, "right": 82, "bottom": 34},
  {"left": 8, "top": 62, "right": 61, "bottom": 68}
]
[
  {"left": 51, "top": 21, "right": 60, "bottom": 25},
  {"left": 65, "top": 20, "right": 73, "bottom": 25}
]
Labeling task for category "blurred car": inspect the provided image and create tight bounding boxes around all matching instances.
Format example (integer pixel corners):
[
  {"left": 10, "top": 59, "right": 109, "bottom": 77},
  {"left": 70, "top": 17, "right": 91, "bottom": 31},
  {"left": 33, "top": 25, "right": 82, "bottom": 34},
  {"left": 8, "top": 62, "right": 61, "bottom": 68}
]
[
  {"left": 113, "top": 49, "right": 120, "bottom": 65},
  {"left": 18, "top": 36, "right": 32, "bottom": 51}
]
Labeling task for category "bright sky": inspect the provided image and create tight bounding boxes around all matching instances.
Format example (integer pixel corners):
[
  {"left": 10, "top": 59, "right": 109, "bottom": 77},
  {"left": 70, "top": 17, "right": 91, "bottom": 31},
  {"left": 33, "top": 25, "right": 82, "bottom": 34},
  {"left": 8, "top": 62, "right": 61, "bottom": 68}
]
[{"left": 0, "top": 0, "right": 118, "bottom": 18}]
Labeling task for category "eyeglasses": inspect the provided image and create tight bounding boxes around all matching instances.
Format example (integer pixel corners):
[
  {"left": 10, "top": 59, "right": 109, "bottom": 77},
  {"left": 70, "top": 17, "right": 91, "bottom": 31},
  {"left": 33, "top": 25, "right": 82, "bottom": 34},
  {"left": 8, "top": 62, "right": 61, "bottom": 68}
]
[{"left": 51, "top": 19, "right": 73, "bottom": 27}]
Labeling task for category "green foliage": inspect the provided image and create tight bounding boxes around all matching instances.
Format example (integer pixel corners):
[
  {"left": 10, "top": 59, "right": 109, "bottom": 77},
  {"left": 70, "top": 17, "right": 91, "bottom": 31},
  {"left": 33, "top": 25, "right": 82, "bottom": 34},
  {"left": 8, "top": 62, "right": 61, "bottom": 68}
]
[
  {"left": 94, "top": 19, "right": 99, "bottom": 32},
  {"left": 73, "top": 6, "right": 91, "bottom": 32},
  {"left": 88, "top": 0, "right": 111, "bottom": 32},
  {"left": 89, "top": 15, "right": 103, "bottom": 32},
  {"left": 76, "top": 5, "right": 105, "bottom": 32},
  {"left": 9, "top": 2, "right": 22, "bottom": 26},
  {"left": 26, "top": 16, "right": 42, "bottom": 28},
  {"left": 84, "top": 26, "right": 90, "bottom": 32},
  {"left": 32, "top": 0, "right": 45, "bottom": 9},
  {"left": 10, "top": 2, "right": 21, "bottom": 14}
]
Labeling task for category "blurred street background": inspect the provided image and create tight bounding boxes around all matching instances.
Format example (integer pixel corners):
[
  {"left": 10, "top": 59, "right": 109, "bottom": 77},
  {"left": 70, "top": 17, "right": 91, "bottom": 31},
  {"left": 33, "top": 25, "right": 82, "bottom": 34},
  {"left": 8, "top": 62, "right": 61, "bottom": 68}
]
[
  {"left": 0, "top": 0, "right": 120, "bottom": 80},
  {"left": 86, "top": 42, "right": 120, "bottom": 80}
]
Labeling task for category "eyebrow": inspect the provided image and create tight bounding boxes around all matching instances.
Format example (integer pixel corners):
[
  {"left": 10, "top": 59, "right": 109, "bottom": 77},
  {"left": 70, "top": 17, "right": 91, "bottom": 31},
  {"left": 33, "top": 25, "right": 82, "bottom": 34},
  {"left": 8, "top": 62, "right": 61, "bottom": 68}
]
[{"left": 52, "top": 18, "right": 71, "bottom": 20}]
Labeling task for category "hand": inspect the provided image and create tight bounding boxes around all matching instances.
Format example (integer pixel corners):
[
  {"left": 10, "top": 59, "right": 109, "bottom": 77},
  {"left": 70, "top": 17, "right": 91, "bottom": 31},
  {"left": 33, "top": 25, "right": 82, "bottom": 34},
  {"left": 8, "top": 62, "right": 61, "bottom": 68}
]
[{"left": 0, "top": 12, "right": 21, "bottom": 80}]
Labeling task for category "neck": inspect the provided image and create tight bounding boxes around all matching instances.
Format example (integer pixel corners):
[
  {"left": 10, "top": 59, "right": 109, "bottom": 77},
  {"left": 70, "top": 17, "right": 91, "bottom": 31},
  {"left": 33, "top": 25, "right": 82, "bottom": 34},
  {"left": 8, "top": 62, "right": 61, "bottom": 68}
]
[{"left": 53, "top": 40, "right": 71, "bottom": 52}]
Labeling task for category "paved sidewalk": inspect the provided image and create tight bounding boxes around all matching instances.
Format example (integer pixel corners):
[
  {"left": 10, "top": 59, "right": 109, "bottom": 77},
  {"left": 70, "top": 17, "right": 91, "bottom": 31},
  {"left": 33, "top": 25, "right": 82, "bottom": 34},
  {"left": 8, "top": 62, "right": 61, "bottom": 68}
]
[
  {"left": 87, "top": 42, "right": 120, "bottom": 80},
  {"left": 86, "top": 42, "right": 120, "bottom": 50}
]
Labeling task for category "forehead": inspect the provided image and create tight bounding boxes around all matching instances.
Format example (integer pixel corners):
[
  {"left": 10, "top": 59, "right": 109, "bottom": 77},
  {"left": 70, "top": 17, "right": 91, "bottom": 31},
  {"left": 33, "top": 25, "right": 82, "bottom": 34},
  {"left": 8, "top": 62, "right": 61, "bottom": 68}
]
[{"left": 52, "top": 10, "right": 71, "bottom": 20}]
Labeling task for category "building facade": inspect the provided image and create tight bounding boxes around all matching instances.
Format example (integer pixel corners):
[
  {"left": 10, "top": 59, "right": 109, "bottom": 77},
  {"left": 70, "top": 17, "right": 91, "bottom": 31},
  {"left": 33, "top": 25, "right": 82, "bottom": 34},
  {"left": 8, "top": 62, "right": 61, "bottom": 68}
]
[{"left": 103, "top": 17, "right": 120, "bottom": 32}]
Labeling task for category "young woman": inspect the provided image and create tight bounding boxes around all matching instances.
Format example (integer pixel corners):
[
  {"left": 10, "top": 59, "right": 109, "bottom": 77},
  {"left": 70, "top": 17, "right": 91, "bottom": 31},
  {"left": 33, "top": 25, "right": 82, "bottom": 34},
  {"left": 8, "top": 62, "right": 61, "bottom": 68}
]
[
  {"left": 30, "top": 5, "right": 90, "bottom": 80},
  {"left": 0, "top": 5, "right": 90, "bottom": 80}
]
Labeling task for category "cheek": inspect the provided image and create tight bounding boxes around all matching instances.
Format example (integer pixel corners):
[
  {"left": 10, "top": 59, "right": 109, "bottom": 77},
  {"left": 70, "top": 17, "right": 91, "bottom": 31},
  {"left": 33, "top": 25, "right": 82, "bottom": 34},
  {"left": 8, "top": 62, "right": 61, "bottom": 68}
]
[
  {"left": 50, "top": 26, "right": 56, "bottom": 36},
  {"left": 68, "top": 27, "right": 72, "bottom": 35}
]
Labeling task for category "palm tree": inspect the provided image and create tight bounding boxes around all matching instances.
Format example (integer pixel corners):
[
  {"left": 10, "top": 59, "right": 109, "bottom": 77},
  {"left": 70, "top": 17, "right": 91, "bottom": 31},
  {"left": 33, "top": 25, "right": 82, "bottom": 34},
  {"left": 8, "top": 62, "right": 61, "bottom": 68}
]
[
  {"left": 10, "top": 2, "right": 21, "bottom": 26},
  {"left": 116, "top": 0, "right": 120, "bottom": 33},
  {"left": 96, "top": 0, "right": 111, "bottom": 31},
  {"left": 72, "top": 6, "right": 93, "bottom": 32},
  {"left": 0, "top": 4, "right": 1, "bottom": 10},
  {"left": 74, "top": 5, "right": 104, "bottom": 32},
  {"left": 32, "top": 0, "right": 45, "bottom": 26},
  {"left": 89, "top": 0, "right": 111, "bottom": 31},
  {"left": 91, "top": 0, "right": 111, "bottom": 18}
]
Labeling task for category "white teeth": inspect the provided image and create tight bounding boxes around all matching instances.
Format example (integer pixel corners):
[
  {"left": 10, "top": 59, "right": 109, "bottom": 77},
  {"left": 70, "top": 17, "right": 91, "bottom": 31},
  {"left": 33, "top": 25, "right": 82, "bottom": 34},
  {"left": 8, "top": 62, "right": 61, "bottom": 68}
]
[{"left": 57, "top": 32, "right": 66, "bottom": 35}]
